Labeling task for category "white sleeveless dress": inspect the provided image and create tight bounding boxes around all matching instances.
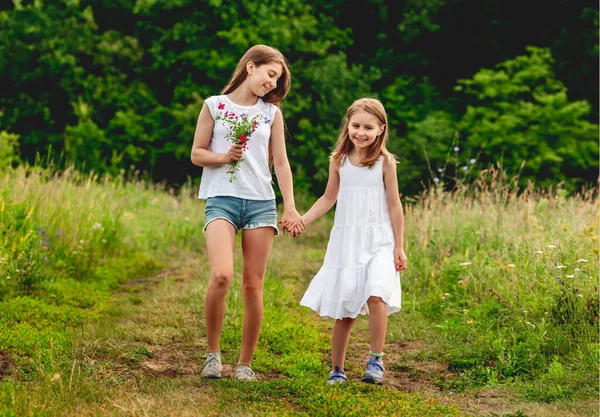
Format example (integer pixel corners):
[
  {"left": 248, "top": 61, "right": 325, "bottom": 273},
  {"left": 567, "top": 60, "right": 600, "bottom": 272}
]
[{"left": 300, "top": 156, "right": 401, "bottom": 319}]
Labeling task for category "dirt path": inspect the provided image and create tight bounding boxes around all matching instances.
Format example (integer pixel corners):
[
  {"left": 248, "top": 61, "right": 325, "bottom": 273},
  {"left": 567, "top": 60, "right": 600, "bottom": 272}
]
[{"left": 71, "top": 238, "right": 597, "bottom": 417}]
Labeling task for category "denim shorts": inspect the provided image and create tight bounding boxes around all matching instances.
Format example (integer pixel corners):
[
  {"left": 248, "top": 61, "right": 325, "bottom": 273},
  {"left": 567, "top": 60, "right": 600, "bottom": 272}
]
[{"left": 203, "top": 196, "right": 279, "bottom": 236}]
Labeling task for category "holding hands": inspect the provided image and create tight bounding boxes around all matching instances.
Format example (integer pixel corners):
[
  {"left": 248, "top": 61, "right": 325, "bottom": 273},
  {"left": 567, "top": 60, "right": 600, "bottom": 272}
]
[{"left": 280, "top": 210, "right": 306, "bottom": 238}]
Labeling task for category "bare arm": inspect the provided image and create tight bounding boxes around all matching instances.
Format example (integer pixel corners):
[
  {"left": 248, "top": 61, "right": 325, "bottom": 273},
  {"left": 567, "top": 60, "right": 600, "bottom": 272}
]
[
  {"left": 383, "top": 157, "right": 407, "bottom": 271},
  {"left": 271, "top": 109, "right": 304, "bottom": 230},
  {"left": 301, "top": 158, "right": 341, "bottom": 225},
  {"left": 190, "top": 102, "right": 243, "bottom": 167}
]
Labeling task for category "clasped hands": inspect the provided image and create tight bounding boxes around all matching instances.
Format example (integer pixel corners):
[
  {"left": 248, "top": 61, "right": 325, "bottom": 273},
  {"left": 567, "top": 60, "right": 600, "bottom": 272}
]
[{"left": 279, "top": 210, "right": 306, "bottom": 238}]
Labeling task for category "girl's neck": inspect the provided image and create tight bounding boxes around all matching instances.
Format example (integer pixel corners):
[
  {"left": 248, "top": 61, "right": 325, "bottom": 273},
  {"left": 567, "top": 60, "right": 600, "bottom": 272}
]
[
  {"left": 226, "top": 85, "right": 258, "bottom": 107},
  {"left": 352, "top": 148, "right": 368, "bottom": 160}
]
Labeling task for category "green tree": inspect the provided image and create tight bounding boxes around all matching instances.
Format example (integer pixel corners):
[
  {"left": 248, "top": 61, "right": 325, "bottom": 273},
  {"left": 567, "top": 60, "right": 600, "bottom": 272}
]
[{"left": 455, "top": 47, "right": 598, "bottom": 190}]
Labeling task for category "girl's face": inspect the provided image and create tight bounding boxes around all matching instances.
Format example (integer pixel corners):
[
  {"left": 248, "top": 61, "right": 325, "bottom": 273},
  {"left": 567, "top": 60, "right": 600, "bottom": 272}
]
[
  {"left": 246, "top": 61, "right": 283, "bottom": 97},
  {"left": 348, "top": 110, "right": 384, "bottom": 151}
]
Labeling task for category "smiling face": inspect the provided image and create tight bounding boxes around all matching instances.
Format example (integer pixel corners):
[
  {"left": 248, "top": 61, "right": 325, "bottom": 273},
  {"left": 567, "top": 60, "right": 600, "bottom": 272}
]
[
  {"left": 246, "top": 61, "right": 283, "bottom": 97},
  {"left": 348, "top": 110, "right": 385, "bottom": 152}
]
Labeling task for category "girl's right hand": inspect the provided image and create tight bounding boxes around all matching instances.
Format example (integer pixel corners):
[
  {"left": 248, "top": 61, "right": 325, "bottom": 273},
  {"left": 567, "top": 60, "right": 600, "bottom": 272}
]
[{"left": 223, "top": 144, "right": 244, "bottom": 163}]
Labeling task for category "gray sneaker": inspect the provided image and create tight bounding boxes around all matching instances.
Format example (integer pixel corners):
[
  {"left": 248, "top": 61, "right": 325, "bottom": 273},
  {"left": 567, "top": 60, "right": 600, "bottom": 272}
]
[
  {"left": 234, "top": 364, "right": 257, "bottom": 381},
  {"left": 201, "top": 352, "right": 223, "bottom": 379},
  {"left": 361, "top": 357, "right": 384, "bottom": 384}
]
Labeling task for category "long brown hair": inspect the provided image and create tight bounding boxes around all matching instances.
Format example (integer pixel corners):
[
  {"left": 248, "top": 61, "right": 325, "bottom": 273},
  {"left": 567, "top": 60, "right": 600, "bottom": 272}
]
[
  {"left": 331, "top": 98, "right": 397, "bottom": 168},
  {"left": 221, "top": 45, "right": 291, "bottom": 108}
]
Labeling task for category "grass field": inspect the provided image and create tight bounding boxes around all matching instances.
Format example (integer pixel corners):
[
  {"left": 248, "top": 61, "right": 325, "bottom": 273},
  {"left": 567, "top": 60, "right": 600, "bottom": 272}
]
[{"left": 0, "top": 165, "right": 597, "bottom": 416}]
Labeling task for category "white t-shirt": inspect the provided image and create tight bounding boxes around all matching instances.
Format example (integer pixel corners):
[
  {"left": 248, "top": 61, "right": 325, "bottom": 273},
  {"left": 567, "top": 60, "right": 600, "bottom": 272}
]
[{"left": 198, "top": 95, "right": 278, "bottom": 200}]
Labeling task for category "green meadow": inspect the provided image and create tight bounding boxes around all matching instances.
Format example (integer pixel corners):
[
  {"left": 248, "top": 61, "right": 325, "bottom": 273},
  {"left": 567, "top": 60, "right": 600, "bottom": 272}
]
[{"left": 0, "top": 165, "right": 597, "bottom": 416}]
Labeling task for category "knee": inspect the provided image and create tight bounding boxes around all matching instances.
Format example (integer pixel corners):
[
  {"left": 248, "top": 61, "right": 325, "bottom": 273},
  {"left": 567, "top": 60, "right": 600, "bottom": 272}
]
[
  {"left": 242, "top": 276, "right": 264, "bottom": 297},
  {"left": 210, "top": 270, "right": 233, "bottom": 290},
  {"left": 367, "top": 296, "right": 384, "bottom": 307}
]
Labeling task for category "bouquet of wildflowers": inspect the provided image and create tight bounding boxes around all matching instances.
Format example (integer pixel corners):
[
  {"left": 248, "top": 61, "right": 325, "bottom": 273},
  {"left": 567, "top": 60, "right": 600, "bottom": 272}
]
[{"left": 216, "top": 102, "right": 262, "bottom": 182}]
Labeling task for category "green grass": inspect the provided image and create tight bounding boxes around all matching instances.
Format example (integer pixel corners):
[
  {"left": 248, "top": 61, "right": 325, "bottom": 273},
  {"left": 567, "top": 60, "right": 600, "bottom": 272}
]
[{"left": 0, "top": 164, "right": 597, "bottom": 416}]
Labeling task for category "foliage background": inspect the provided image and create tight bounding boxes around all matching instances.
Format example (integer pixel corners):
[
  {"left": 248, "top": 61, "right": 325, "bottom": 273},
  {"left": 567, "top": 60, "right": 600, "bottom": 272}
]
[{"left": 0, "top": 0, "right": 598, "bottom": 196}]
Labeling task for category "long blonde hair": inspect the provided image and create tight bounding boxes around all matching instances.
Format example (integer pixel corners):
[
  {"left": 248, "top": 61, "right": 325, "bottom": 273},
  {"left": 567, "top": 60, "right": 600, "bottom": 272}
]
[
  {"left": 331, "top": 98, "right": 397, "bottom": 168},
  {"left": 222, "top": 45, "right": 291, "bottom": 108}
]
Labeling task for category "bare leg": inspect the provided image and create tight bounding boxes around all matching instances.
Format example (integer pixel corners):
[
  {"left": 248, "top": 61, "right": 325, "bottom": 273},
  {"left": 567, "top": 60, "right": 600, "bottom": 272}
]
[
  {"left": 238, "top": 227, "right": 275, "bottom": 366},
  {"left": 367, "top": 296, "right": 387, "bottom": 354},
  {"left": 331, "top": 317, "right": 355, "bottom": 370},
  {"left": 204, "top": 220, "right": 236, "bottom": 353}
]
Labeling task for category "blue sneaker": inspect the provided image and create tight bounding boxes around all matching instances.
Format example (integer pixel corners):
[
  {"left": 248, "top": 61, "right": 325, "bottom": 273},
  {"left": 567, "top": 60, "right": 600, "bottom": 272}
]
[
  {"left": 327, "top": 366, "right": 347, "bottom": 385},
  {"left": 361, "top": 357, "right": 384, "bottom": 384}
]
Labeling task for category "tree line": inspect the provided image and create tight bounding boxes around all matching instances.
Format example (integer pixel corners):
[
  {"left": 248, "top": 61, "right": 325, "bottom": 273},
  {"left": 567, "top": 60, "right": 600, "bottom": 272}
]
[{"left": 0, "top": 0, "right": 598, "bottom": 195}]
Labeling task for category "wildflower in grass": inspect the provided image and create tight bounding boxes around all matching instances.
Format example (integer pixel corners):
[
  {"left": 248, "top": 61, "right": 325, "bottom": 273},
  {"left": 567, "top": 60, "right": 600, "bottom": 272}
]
[
  {"left": 507, "top": 264, "right": 515, "bottom": 267},
  {"left": 547, "top": 244, "right": 557, "bottom": 249},
  {"left": 534, "top": 250, "right": 543, "bottom": 254},
  {"left": 574, "top": 268, "right": 582, "bottom": 272},
  {"left": 459, "top": 261, "right": 472, "bottom": 266},
  {"left": 461, "top": 165, "right": 468, "bottom": 170},
  {"left": 453, "top": 146, "right": 459, "bottom": 152},
  {"left": 566, "top": 274, "right": 575, "bottom": 278},
  {"left": 433, "top": 177, "right": 440, "bottom": 183},
  {"left": 577, "top": 294, "right": 583, "bottom": 298},
  {"left": 467, "top": 319, "right": 474, "bottom": 324},
  {"left": 437, "top": 168, "right": 444, "bottom": 173},
  {"left": 469, "top": 158, "right": 476, "bottom": 164},
  {"left": 556, "top": 265, "right": 566, "bottom": 269},
  {"left": 576, "top": 259, "right": 588, "bottom": 263},
  {"left": 458, "top": 279, "right": 468, "bottom": 285},
  {"left": 92, "top": 222, "right": 103, "bottom": 230},
  {"left": 556, "top": 276, "right": 561, "bottom": 281}
]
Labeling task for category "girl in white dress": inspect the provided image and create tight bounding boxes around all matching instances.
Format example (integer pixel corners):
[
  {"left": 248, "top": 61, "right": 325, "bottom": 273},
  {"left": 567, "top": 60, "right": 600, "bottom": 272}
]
[{"left": 285, "top": 98, "right": 407, "bottom": 384}]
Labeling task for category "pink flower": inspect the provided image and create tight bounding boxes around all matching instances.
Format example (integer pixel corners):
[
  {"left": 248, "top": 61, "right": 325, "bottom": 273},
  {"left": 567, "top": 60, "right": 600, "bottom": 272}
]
[{"left": 218, "top": 102, "right": 225, "bottom": 110}]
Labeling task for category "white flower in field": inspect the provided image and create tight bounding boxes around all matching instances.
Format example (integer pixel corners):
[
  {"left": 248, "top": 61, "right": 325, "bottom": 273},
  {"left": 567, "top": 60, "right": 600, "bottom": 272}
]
[
  {"left": 459, "top": 262, "right": 472, "bottom": 266},
  {"left": 453, "top": 146, "right": 460, "bottom": 152},
  {"left": 461, "top": 165, "right": 468, "bottom": 171},
  {"left": 469, "top": 158, "right": 476, "bottom": 164},
  {"left": 574, "top": 268, "right": 582, "bottom": 272},
  {"left": 577, "top": 294, "right": 583, "bottom": 298},
  {"left": 534, "top": 250, "right": 543, "bottom": 254},
  {"left": 556, "top": 265, "right": 566, "bottom": 269},
  {"left": 507, "top": 264, "right": 515, "bottom": 268},
  {"left": 92, "top": 222, "right": 103, "bottom": 230},
  {"left": 437, "top": 168, "right": 444, "bottom": 173},
  {"left": 434, "top": 177, "right": 440, "bottom": 183},
  {"left": 566, "top": 274, "right": 575, "bottom": 278},
  {"left": 444, "top": 293, "right": 451, "bottom": 297},
  {"left": 102, "top": 239, "right": 107, "bottom": 243},
  {"left": 547, "top": 245, "right": 557, "bottom": 249},
  {"left": 576, "top": 259, "right": 588, "bottom": 263}
]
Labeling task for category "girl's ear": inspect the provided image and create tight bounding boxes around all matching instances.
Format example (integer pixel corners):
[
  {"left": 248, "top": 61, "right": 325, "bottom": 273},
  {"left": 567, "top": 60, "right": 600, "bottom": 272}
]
[
  {"left": 378, "top": 124, "right": 386, "bottom": 137},
  {"left": 246, "top": 61, "right": 255, "bottom": 75}
]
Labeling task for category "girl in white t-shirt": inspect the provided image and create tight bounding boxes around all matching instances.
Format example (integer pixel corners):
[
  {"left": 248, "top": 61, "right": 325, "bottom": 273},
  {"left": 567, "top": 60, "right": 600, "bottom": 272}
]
[{"left": 191, "top": 45, "right": 305, "bottom": 381}]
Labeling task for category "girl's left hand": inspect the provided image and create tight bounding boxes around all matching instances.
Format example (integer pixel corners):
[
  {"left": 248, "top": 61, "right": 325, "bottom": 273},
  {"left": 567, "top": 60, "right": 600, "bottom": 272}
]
[
  {"left": 394, "top": 247, "right": 407, "bottom": 271},
  {"left": 280, "top": 209, "right": 306, "bottom": 237}
]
